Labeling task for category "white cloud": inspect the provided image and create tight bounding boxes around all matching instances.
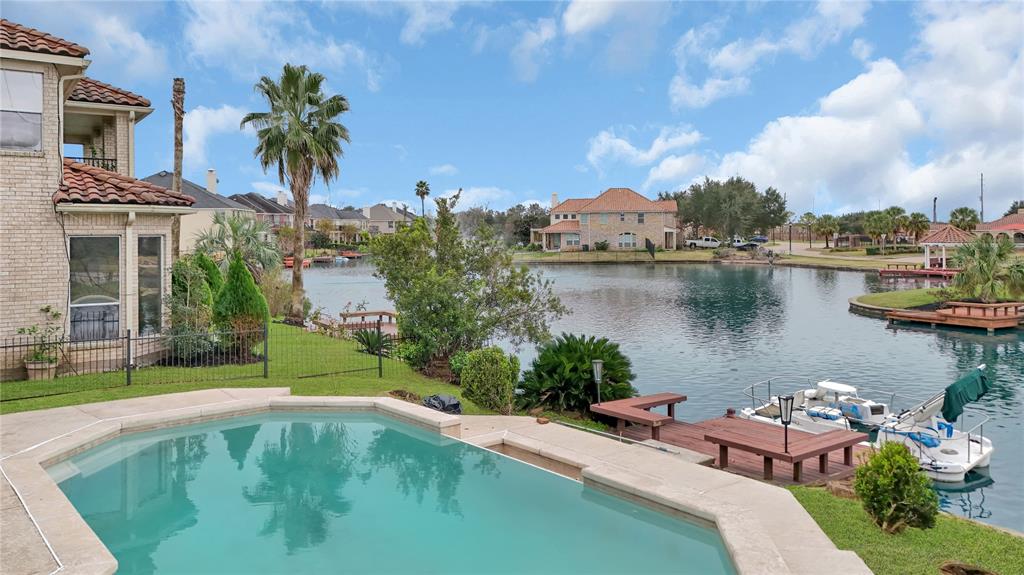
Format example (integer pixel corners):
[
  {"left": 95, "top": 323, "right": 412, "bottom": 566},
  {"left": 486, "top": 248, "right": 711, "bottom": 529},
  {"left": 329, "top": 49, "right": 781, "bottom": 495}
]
[
  {"left": 429, "top": 163, "right": 459, "bottom": 176},
  {"left": 669, "top": 75, "right": 749, "bottom": 109},
  {"left": 399, "top": 1, "right": 459, "bottom": 45},
  {"left": 562, "top": 0, "right": 671, "bottom": 69},
  {"left": 441, "top": 186, "right": 513, "bottom": 209},
  {"left": 644, "top": 154, "right": 705, "bottom": 189},
  {"left": 562, "top": 0, "right": 619, "bottom": 36},
  {"left": 850, "top": 38, "right": 874, "bottom": 62},
  {"left": 183, "top": 105, "right": 248, "bottom": 168},
  {"left": 87, "top": 15, "right": 167, "bottom": 80},
  {"left": 587, "top": 125, "right": 702, "bottom": 172},
  {"left": 183, "top": 1, "right": 384, "bottom": 91},
  {"left": 511, "top": 18, "right": 557, "bottom": 82}
]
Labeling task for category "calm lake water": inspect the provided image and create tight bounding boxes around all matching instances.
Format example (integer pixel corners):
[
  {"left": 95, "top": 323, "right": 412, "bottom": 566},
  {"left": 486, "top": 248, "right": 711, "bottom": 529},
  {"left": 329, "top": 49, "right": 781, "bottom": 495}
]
[{"left": 300, "top": 260, "right": 1024, "bottom": 532}]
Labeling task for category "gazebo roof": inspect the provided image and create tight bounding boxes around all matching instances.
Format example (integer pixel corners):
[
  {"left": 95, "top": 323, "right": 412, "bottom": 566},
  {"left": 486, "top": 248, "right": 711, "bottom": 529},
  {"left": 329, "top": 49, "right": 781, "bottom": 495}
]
[{"left": 919, "top": 224, "right": 975, "bottom": 245}]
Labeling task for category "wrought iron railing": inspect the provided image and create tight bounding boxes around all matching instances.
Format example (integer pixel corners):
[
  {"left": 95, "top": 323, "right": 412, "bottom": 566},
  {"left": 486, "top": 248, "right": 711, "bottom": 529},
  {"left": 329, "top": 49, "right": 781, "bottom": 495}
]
[{"left": 65, "top": 156, "right": 118, "bottom": 171}]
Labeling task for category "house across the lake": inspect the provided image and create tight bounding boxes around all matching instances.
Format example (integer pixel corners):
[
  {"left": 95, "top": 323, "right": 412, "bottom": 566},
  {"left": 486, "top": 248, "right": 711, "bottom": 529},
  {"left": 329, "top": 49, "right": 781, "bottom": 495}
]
[
  {"left": 0, "top": 19, "right": 195, "bottom": 347},
  {"left": 362, "top": 203, "right": 414, "bottom": 235},
  {"left": 531, "top": 188, "right": 679, "bottom": 252},
  {"left": 976, "top": 208, "right": 1024, "bottom": 247},
  {"left": 229, "top": 191, "right": 294, "bottom": 229},
  {"left": 142, "top": 169, "right": 255, "bottom": 253}
]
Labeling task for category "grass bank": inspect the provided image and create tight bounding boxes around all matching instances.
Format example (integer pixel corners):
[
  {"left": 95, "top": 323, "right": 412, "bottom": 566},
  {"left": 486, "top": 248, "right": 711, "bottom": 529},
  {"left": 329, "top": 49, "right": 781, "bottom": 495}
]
[
  {"left": 512, "top": 250, "right": 897, "bottom": 270},
  {"left": 855, "top": 288, "right": 944, "bottom": 309},
  {"left": 791, "top": 486, "right": 1024, "bottom": 575}
]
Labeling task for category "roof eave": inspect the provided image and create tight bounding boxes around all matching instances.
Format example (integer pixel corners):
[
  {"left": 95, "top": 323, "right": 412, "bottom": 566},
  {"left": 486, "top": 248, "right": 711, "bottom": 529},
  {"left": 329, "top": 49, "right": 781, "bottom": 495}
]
[
  {"left": 0, "top": 47, "right": 89, "bottom": 71},
  {"left": 64, "top": 100, "right": 154, "bottom": 121},
  {"left": 55, "top": 203, "right": 196, "bottom": 214}
]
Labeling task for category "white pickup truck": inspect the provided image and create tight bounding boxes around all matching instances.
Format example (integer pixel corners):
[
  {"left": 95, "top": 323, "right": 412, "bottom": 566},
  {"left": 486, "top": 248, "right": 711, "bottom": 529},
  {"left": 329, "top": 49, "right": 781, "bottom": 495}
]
[{"left": 686, "top": 236, "right": 721, "bottom": 249}]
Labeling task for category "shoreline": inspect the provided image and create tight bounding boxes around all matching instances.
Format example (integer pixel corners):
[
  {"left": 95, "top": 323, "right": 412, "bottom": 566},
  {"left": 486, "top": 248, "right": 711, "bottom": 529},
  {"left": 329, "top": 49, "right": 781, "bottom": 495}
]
[{"left": 514, "top": 254, "right": 890, "bottom": 273}]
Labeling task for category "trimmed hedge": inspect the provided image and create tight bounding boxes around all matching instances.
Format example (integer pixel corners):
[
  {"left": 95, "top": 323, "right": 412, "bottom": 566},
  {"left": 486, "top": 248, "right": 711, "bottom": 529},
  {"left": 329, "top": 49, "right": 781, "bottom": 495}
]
[
  {"left": 194, "top": 251, "right": 224, "bottom": 295},
  {"left": 854, "top": 442, "right": 938, "bottom": 534},
  {"left": 461, "top": 347, "right": 519, "bottom": 415},
  {"left": 213, "top": 251, "right": 270, "bottom": 359}
]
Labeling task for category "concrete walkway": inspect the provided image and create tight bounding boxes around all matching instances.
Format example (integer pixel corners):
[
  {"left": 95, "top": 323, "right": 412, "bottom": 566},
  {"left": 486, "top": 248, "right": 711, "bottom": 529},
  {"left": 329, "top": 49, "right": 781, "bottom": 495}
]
[{"left": 785, "top": 240, "right": 921, "bottom": 264}]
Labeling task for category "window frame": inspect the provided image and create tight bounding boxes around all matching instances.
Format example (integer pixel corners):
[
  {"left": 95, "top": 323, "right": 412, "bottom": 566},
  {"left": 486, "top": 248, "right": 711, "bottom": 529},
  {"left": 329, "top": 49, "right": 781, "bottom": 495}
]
[
  {"left": 619, "top": 213, "right": 625, "bottom": 222},
  {"left": 617, "top": 232, "right": 637, "bottom": 249},
  {"left": 0, "top": 69, "right": 44, "bottom": 152},
  {"left": 68, "top": 235, "right": 122, "bottom": 341},
  {"left": 638, "top": 212, "right": 645, "bottom": 224},
  {"left": 137, "top": 235, "right": 164, "bottom": 336}
]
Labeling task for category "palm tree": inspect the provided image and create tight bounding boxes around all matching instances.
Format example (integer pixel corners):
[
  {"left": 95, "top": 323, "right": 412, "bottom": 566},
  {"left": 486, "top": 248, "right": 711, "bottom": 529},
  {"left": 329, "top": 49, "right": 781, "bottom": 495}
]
[
  {"left": 195, "top": 213, "right": 281, "bottom": 280},
  {"left": 950, "top": 235, "right": 1024, "bottom": 303},
  {"left": 906, "top": 212, "right": 931, "bottom": 243},
  {"left": 949, "top": 207, "right": 981, "bottom": 231},
  {"left": 415, "top": 180, "right": 430, "bottom": 218},
  {"left": 812, "top": 214, "right": 840, "bottom": 248},
  {"left": 864, "top": 211, "right": 892, "bottom": 249},
  {"left": 171, "top": 78, "right": 185, "bottom": 259},
  {"left": 241, "top": 64, "right": 350, "bottom": 324},
  {"left": 798, "top": 212, "right": 817, "bottom": 248}
]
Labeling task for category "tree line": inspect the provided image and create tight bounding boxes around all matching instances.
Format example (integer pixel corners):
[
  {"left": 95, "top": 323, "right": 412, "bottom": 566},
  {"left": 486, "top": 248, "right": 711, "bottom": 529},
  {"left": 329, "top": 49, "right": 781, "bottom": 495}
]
[{"left": 658, "top": 177, "right": 789, "bottom": 240}]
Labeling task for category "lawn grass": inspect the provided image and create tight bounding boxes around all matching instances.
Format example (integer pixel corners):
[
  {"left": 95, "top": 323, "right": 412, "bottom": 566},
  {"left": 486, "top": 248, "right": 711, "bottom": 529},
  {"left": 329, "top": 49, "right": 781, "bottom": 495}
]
[
  {"left": 855, "top": 288, "right": 944, "bottom": 309},
  {"left": 790, "top": 486, "right": 1024, "bottom": 575}
]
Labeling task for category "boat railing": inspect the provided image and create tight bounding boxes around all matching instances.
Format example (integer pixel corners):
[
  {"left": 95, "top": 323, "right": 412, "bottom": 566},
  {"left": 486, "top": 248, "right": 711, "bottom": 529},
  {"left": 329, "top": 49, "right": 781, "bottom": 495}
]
[
  {"left": 743, "top": 375, "right": 815, "bottom": 410},
  {"left": 955, "top": 406, "right": 990, "bottom": 464}
]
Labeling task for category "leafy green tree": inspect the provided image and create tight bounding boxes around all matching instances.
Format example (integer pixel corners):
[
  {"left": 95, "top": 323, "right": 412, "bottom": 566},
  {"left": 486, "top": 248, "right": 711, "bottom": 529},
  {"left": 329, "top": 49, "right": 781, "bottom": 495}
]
[
  {"left": 520, "top": 333, "right": 636, "bottom": 414},
  {"left": 193, "top": 251, "right": 224, "bottom": 295},
  {"left": 503, "top": 202, "right": 549, "bottom": 245},
  {"left": 371, "top": 192, "right": 565, "bottom": 368},
  {"left": 837, "top": 211, "right": 867, "bottom": 235},
  {"left": 864, "top": 211, "right": 892, "bottom": 246},
  {"left": 906, "top": 212, "right": 931, "bottom": 243},
  {"left": 950, "top": 235, "right": 1024, "bottom": 303},
  {"left": 812, "top": 214, "right": 840, "bottom": 248},
  {"left": 461, "top": 347, "right": 520, "bottom": 415},
  {"left": 214, "top": 251, "right": 270, "bottom": 358},
  {"left": 195, "top": 212, "right": 280, "bottom": 281},
  {"left": 415, "top": 180, "right": 430, "bottom": 217},
  {"left": 1004, "top": 200, "right": 1024, "bottom": 217},
  {"left": 755, "top": 187, "right": 788, "bottom": 239},
  {"left": 798, "top": 212, "right": 817, "bottom": 248},
  {"left": 241, "top": 63, "right": 350, "bottom": 325},
  {"left": 854, "top": 442, "right": 938, "bottom": 534},
  {"left": 949, "top": 206, "right": 981, "bottom": 231},
  {"left": 168, "top": 256, "right": 215, "bottom": 359},
  {"left": 718, "top": 177, "right": 759, "bottom": 239}
]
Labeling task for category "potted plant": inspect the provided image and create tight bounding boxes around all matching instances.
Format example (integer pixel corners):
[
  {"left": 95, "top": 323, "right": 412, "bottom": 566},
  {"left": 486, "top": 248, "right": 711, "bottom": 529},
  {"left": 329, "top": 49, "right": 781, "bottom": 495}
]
[{"left": 17, "top": 306, "right": 64, "bottom": 380}]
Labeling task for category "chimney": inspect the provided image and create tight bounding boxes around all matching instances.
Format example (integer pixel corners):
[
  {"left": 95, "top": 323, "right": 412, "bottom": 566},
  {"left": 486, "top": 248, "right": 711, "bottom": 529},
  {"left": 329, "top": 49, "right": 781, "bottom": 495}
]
[
  {"left": 276, "top": 190, "right": 287, "bottom": 206},
  {"left": 206, "top": 169, "right": 217, "bottom": 195},
  {"left": 1018, "top": 207, "right": 1024, "bottom": 215},
  {"left": 551, "top": 192, "right": 559, "bottom": 209}
]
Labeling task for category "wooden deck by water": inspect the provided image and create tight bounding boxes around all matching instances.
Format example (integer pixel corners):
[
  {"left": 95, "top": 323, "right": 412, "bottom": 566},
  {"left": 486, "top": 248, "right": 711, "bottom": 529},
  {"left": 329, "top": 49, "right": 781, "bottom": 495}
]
[{"left": 621, "top": 415, "right": 870, "bottom": 486}]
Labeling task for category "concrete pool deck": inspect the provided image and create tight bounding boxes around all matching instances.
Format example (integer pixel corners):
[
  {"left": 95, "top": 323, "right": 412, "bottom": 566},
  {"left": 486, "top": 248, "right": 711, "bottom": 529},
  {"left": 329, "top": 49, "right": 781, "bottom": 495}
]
[{"left": 0, "top": 389, "right": 871, "bottom": 575}]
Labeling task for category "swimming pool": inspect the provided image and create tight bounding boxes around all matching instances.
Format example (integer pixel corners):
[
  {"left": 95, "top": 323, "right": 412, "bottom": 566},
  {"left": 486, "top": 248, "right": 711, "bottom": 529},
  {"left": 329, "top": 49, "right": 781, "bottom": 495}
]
[{"left": 49, "top": 412, "right": 736, "bottom": 574}]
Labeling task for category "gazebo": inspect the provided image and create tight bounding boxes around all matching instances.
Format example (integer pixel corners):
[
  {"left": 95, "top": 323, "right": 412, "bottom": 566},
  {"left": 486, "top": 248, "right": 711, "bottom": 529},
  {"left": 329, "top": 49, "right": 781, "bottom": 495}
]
[{"left": 919, "top": 224, "right": 975, "bottom": 269}]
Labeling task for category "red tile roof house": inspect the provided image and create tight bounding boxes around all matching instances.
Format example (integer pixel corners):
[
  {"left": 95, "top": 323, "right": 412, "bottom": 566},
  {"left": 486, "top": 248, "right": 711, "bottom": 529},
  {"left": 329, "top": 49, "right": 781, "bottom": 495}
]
[
  {"left": 531, "top": 188, "right": 680, "bottom": 252},
  {"left": 976, "top": 207, "right": 1024, "bottom": 248},
  {"left": 0, "top": 20, "right": 195, "bottom": 377}
]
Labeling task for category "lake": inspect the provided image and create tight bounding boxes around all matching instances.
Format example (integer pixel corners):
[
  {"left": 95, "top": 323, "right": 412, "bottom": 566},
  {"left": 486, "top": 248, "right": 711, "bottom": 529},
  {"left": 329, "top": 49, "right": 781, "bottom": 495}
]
[{"left": 299, "top": 260, "right": 1024, "bottom": 532}]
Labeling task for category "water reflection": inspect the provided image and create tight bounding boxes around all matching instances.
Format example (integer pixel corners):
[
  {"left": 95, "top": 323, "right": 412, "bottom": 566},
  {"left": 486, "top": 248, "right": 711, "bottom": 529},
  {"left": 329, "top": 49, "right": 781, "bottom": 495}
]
[
  {"left": 674, "top": 266, "right": 784, "bottom": 339},
  {"left": 221, "top": 423, "right": 260, "bottom": 470},
  {"left": 242, "top": 422, "right": 355, "bottom": 554}
]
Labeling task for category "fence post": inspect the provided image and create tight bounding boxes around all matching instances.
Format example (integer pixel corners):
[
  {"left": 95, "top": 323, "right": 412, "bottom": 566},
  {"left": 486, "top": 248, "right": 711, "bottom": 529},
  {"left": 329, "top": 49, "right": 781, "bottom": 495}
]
[
  {"left": 263, "top": 322, "right": 269, "bottom": 378},
  {"left": 125, "top": 329, "right": 132, "bottom": 386},
  {"left": 376, "top": 319, "right": 383, "bottom": 378}
]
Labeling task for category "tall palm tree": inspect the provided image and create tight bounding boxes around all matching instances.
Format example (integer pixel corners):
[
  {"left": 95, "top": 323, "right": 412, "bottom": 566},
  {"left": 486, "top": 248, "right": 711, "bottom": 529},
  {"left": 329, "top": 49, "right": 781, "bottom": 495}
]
[
  {"left": 812, "top": 214, "right": 840, "bottom": 248},
  {"left": 906, "top": 212, "right": 930, "bottom": 243},
  {"left": 951, "top": 235, "right": 1024, "bottom": 303},
  {"left": 171, "top": 78, "right": 185, "bottom": 260},
  {"left": 195, "top": 213, "right": 281, "bottom": 280},
  {"left": 949, "top": 206, "right": 981, "bottom": 231},
  {"left": 241, "top": 64, "right": 350, "bottom": 324},
  {"left": 798, "top": 212, "right": 817, "bottom": 248},
  {"left": 864, "top": 211, "right": 892, "bottom": 247},
  {"left": 415, "top": 180, "right": 430, "bottom": 217}
]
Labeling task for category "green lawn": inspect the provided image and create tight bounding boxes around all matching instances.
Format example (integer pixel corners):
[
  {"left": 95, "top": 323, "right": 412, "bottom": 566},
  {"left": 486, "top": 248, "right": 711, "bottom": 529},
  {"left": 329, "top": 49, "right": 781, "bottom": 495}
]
[
  {"left": 791, "top": 486, "right": 1024, "bottom": 575},
  {"left": 855, "top": 288, "right": 944, "bottom": 309}
]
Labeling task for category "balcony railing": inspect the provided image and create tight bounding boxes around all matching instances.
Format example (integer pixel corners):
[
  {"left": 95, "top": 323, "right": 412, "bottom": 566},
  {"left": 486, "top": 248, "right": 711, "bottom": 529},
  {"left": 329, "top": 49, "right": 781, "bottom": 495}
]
[{"left": 65, "top": 156, "right": 118, "bottom": 171}]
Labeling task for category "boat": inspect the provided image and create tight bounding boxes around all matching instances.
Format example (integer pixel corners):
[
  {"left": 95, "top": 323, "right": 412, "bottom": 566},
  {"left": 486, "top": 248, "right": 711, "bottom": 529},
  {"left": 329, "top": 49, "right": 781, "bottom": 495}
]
[
  {"left": 739, "top": 367, "right": 994, "bottom": 483},
  {"left": 334, "top": 255, "right": 349, "bottom": 263},
  {"left": 282, "top": 256, "right": 311, "bottom": 269}
]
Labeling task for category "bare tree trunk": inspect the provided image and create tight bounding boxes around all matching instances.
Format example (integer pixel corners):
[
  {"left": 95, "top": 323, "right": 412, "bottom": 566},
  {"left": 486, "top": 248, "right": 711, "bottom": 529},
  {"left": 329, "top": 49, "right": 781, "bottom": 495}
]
[
  {"left": 287, "top": 165, "right": 311, "bottom": 325},
  {"left": 171, "top": 78, "right": 185, "bottom": 260}
]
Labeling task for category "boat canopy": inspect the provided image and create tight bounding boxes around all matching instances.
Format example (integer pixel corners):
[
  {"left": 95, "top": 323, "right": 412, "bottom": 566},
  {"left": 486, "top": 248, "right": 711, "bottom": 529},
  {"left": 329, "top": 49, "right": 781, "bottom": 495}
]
[
  {"left": 941, "top": 369, "right": 990, "bottom": 423},
  {"left": 817, "top": 380, "right": 858, "bottom": 395}
]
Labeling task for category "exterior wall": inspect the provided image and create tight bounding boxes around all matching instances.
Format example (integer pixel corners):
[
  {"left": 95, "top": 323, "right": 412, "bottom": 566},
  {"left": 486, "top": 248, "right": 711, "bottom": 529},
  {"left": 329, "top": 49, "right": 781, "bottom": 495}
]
[
  {"left": 178, "top": 208, "right": 253, "bottom": 253},
  {"left": 576, "top": 211, "right": 675, "bottom": 250}
]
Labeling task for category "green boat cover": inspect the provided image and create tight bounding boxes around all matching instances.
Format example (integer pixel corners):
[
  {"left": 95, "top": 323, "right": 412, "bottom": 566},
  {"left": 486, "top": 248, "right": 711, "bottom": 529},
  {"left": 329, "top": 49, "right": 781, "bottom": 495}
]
[{"left": 941, "top": 370, "right": 990, "bottom": 423}]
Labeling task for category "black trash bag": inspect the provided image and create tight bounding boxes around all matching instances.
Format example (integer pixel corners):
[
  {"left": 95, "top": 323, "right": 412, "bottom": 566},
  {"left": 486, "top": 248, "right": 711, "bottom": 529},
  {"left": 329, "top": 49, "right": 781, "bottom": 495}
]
[{"left": 423, "top": 394, "right": 462, "bottom": 415}]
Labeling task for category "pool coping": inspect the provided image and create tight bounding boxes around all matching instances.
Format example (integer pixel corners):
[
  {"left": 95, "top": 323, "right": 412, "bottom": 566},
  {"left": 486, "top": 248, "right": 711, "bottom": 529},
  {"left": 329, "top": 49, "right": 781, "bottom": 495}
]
[{"left": 0, "top": 389, "right": 872, "bottom": 575}]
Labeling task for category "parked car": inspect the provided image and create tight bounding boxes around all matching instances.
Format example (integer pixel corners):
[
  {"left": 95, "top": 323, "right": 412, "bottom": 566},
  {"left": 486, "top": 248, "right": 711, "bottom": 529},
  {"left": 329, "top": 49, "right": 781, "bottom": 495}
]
[
  {"left": 750, "top": 235, "right": 768, "bottom": 243},
  {"left": 732, "top": 237, "right": 760, "bottom": 250},
  {"left": 686, "top": 236, "right": 721, "bottom": 249}
]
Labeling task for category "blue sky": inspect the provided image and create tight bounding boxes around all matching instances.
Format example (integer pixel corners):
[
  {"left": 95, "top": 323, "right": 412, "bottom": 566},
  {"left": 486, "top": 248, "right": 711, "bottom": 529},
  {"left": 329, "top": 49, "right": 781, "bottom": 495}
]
[{"left": 8, "top": 1, "right": 1023, "bottom": 219}]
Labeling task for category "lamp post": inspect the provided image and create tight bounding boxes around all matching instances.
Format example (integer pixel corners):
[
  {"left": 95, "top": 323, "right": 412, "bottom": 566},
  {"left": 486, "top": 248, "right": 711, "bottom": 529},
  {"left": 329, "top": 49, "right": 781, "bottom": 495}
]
[
  {"left": 778, "top": 395, "right": 795, "bottom": 453},
  {"left": 592, "top": 359, "right": 604, "bottom": 404},
  {"left": 788, "top": 223, "right": 793, "bottom": 255},
  {"left": 881, "top": 233, "right": 887, "bottom": 256}
]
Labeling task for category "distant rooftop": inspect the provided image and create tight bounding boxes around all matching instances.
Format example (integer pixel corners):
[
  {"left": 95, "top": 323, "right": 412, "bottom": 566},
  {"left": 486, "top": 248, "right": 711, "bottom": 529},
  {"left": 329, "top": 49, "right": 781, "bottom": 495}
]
[{"left": 142, "top": 171, "right": 252, "bottom": 211}]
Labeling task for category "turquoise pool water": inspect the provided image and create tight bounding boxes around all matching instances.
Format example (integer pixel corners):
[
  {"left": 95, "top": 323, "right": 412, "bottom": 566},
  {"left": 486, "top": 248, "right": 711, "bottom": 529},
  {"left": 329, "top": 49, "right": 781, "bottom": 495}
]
[{"left": 51, "top": 413, "right": 735, "bottom": 574}]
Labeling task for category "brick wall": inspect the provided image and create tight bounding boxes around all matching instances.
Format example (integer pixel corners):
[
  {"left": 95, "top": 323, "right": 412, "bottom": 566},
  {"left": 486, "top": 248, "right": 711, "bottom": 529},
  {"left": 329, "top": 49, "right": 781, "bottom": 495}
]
[{"left": 580, "top": 211, "right": 676, "bottom": 250}]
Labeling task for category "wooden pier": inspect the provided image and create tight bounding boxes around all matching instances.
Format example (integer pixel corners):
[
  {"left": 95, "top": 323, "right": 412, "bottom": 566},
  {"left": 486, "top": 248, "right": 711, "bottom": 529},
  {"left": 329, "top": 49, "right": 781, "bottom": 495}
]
[
  {"left": 878, "top": 264, "right": 958, "bottom": 279},
  {"left": 886, "top": 301, "right": 1024, "bottom": 333}
]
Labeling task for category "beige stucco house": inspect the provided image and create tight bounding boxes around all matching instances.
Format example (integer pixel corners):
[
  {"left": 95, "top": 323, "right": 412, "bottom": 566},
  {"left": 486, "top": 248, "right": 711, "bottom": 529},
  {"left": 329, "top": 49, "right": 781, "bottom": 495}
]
[
  {"left": 532, "top": 188, "right": 679, "bottom": 252},
  {"left": 362, "top": 203, "right": 413, "bottom": 235},
  {"left": 309, "top": 203, "right": 368, "bottom": 243},
  {"left": 0, "top": 20, "right": 194, "bottom": 356},
  {"left": 142, "top": 169, "right": 255, "bottom": 253}
]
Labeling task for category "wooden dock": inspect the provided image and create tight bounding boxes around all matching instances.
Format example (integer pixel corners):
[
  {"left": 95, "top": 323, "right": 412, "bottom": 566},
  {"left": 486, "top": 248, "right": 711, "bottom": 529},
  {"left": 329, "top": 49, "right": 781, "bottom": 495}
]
[
  {"left": 887, "top": 301, "right": 1024, "bottom": 333},
  {"left": 878, "top": 264, "right": 958, "bottom": 279},
  {"left": 620, "top": 415, "right": 869, "bottom": 486}
]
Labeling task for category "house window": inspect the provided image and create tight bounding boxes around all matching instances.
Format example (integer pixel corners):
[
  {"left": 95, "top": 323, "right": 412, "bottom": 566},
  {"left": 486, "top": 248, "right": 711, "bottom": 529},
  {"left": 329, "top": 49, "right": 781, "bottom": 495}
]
[
  {"left": 600, "top": 213, "right": 608, "bottom": 224},
  {"left": 69, "top": 236, "right": 120, "bottom": 341},
  {"left": 571, "top": 214, "right": 577, "bottom": 219},
  {"left": 388, "top": 221, "right": 394, "bottom": 229},
  {"left": 619, "top": 213, "right": 625, "bottom": 222},
  {"left": 0, "top": 69, "right": 43, "bottom": 151},
  {"left": 580, "top": 214, "right": 588, "bottom": 224},
  {"left": 564, "top": 233, "right": 580, "bottom": 246},
  {"left": 638, "top": 212, "right": 645, "bottom": 224},
  {"left": 618, "top": 232, "right": 637, "bottom": 248},
  {"left": 138, "top": 236, "right": 162, "bottom": 335},
  {"left": 554, "top": 214, "right": 560, "bottom": 220}
]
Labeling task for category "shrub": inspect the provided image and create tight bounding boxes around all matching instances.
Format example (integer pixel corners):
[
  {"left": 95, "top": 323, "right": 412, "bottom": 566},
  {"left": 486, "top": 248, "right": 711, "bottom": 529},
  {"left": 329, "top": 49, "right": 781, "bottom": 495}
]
[
  {"left": 526, "top": 242, "right": 542, "bottom": 252},
  {"left": 393, "top": 339, "right": 431, "bottom": 368},
  {"left": 193, "top": 251, "right": 224, "bottom": 295},
  {"left": 213, "top": 251, "right": 270, "bottom": 359},
  {"left": 449, "top": 349, "right": 470, "bottom": 383},
  {"left": 594, "top": 240, "right": 609, "bottom": 251},
  {"left": 853, "top": 442, "right": 938, "bottom": 534},
  {"left": 461, "top": 347, "right": 519, "bottom": 415},
  {"left": 258, "top": 265, "right": 290, "bottom": 318},
  {"left": 352, "top": 328, "right": 393, "bottom": 356},
  {"left": 520, "top": 333, "right": 636, "bottom": 414},
  {"left": 712, "top": 247, "right": 735, "bottom": 258},
  {"left": 168, "top": 256, "right": 215, "bottom": 360}
]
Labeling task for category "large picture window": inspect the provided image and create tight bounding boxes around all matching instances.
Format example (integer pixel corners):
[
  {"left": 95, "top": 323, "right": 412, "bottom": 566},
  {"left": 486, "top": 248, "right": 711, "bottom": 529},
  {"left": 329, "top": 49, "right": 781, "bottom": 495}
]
[
  {"left": 138, "top": 236, "right": 163, "bottom": 335},
  {"left": 618, "top": 232, "right": 637, "bottom": 249},
  {"left": 564, "top": 233, "right": 580, "bottom": 247},
  {"left": 69, "top": 237, "right": 120, "bottom": 341},
  {"left": 0, "top": 69, "right": 43, "bottom": 151}
]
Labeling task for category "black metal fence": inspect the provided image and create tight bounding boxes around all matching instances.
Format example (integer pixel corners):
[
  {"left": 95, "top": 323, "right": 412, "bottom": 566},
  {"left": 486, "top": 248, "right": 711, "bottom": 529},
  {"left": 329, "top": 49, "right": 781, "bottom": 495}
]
[{"left": 0, "top": 321, "right": 413, "bottom": 404}]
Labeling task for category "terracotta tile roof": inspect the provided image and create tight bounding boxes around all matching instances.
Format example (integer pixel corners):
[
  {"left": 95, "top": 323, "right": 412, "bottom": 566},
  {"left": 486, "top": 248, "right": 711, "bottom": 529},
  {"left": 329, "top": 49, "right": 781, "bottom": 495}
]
[
  {"left": 580, "top": 188, "right": 675, "bottom": 213},
  {"left": 919, "top": 224, "right": 975, "bottom": 245},
  {"left": 1, "top": 19, "right": 89, "bottom": 57},
  {"left": 656, "top": 199, "right": 678, "bottom": 212},
  {"left": 551, "top": 198, "right": 592, "bottom": 213},
  {"left": 55, "top": 159, "right": 194, "bottom": 207},
  {"left": 977, "top": 210, "right": 1024, "bottom": 232},
  {"left": 540, "top": 220, "right": 581, "bottom": 233},
  {"left": 69, "top": 77, "right": 150, "bottom": 107}
]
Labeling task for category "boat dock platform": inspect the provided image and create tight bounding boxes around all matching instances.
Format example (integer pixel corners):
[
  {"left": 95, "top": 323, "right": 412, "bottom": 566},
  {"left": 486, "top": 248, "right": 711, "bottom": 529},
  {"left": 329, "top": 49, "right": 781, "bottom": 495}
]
[
  {"left": 887, "top": 301, "right": 1024, "bottom": 333},
  {"left": 878, "top": 264, "right": 958, "bottom": 279}
]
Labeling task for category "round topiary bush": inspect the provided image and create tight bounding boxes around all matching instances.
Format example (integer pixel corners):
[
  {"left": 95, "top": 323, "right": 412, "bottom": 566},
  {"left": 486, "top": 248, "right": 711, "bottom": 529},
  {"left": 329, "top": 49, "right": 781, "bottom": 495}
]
[
  {"left": 519, "top": 333, "right": 636, "bottom": 414},
  {"left": 461, "top": 347, "right": 519, "bottom": 415},
  {"left": 213, "top": 251, "right": 270, "bottom": 360},
  {"left": 853, "top": 441, "right": 939, "bottom": 534}
]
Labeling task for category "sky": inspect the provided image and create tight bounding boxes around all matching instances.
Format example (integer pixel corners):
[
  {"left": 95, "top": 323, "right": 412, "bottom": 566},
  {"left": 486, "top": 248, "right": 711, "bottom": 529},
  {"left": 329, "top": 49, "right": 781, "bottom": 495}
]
[{"left": 8, "top": 1, "right": 1023, "bottom": 219}]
